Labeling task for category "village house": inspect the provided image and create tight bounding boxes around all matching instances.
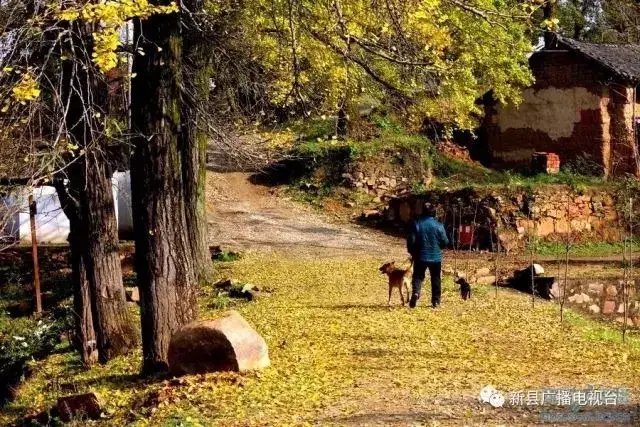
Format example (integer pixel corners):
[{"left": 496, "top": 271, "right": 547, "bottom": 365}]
[{"left": 483, "top": 35, "right": 640, "bottom": 177}]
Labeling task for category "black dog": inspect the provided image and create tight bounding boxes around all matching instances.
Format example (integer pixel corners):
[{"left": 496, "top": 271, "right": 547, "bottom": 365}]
[{"left": 456, "top": 277, "right": 471, "bottom": 301}]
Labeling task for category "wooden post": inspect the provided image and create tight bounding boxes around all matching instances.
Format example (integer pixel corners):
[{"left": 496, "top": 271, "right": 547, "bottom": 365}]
[
  {"left": 624, "top": 197, "right": 633, "bottom": 342},
  {"left": 29, "top": 193, "right": 42, "bottom": 313}
]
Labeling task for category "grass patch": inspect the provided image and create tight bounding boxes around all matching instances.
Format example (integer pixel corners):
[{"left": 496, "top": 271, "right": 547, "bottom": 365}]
[
  {"left": 429, "top": 149, "right": 606, "bottom": 190},
  {"left": 2, "top": 252, "right": 639, "bottom": 425},
  {"left": 293, "top": 130, "right": 430, "bottom": 159},
  {"left": 534, "top": 241, "right": 640, "bottom": 258},
  {"left": 288, "top": 128, "right": 607, "bottom": 192},
  {"left": 563, "top": 310, "right": 640, "bottom": 350},
  {"left": 211, "top": 250, "right": 242, "bottom": 263}
]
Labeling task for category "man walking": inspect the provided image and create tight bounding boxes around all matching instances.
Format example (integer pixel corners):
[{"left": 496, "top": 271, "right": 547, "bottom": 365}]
[{"left": 407, "top": 203, "right": 449, "bottom": 308}]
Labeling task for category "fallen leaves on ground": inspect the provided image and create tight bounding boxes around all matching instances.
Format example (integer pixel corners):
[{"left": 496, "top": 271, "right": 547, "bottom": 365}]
[{"left": 2, "top": 252, "right": 639, "bottom": 426}]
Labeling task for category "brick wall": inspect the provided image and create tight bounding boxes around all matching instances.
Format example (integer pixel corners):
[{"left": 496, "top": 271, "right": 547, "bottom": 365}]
[{"left": 561, "top": 278, "right": 640, "bottom": 328}]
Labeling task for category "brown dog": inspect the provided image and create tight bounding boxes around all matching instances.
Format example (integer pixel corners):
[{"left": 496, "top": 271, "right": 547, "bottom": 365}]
[{"left": 379, "top": 260, "right": 413, "bottom": 306}]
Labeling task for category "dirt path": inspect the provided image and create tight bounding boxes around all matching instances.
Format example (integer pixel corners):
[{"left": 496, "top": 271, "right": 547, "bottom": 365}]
[
  {"left": 206, "top": 172, "right": 404, "bottom": 257},
  {"left": 204, "top": 172, "right": 636, "bottom": 284}
]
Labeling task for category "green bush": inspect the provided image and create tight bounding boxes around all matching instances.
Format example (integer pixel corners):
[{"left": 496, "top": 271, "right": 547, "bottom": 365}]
[
  {"left": 0, "top": 310, "right": 68, "bottom": 405},
  {"left": 370, "top": 112, "right": 402, "bottom": 133},
  {"left": 212, "top": 250, "right": 242, "bottom": 262}
]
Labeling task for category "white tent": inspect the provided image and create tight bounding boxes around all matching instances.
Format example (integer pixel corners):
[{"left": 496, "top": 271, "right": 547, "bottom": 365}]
[{"left": 1, "top": 171, "right": 133, "bottom": 244}]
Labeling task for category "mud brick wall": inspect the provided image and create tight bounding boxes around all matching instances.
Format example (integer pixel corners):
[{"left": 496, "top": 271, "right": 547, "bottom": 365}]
[{"left": 484, "top": 50, "right": 638, "bottom": 177}]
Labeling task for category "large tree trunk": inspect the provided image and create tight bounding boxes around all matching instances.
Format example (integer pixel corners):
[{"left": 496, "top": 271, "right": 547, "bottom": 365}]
[
  {"left": 182, "top": 1, "right": 214, "bottom": 283},
  {"left": 55, "top": 179, "right": 98, "bottom": 366},
  {"left": 60, "top": 22, "right": 137, "bottom": 363},
  {"left": 80, "top": 152, "right": 138, "bottom": 362},
  {"left": 131, "top": 11, "right": 198, "bottom": 375},
  {"left": 70, "top": 232, "right": 99, "bottom": 365}
]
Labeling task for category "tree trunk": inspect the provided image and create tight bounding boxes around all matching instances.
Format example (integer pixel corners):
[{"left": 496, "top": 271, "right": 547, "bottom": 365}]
[
  {"left": 336, "top": 105, "right": 348, "bottom": 139},
  {"left": 80, "top": 151, "right": 138, "bottom": 363},
  {"left": 543, "top": 0, "right": 558, "bottom": 48},
  {"left": 182, "top": 1, "right": 214, "bottom": 283},
  {"left": 60, "top": 22, "right": 137, "bottom": 363},
  {"left": 71, "top": 231, "right": 99, "bottom": 365},
  {"left": 131, "top": 11, "right": 198, "bottom": 375},
  {"left": 55, "top": 179, "right": 98, "bottom": 366}
]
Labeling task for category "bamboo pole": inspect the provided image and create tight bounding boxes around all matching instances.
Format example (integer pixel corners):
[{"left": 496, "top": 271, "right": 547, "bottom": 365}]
[
  {"left": 464, "top": 201, "right": 479, "bottom": 274},
  {"left": 529, "top": 208, "right": 535, "bottom": 308},
  {"left": 28, "top": 192, "right": 42, "bottom": 314},
  {"left": 561, "top": 194, "right": 571, "bottom": 322},
  {"left": 489, "top": 218, "right": 499, "bottom": 298},
  {"left": 624, "top": 197, "right": 633, "bottom": 342},
  {"left": 469, "top": 201, "right": 479, "bottom": 252},
  {"left": 452, "top": 205, "right": 458, "bottom": 275}
]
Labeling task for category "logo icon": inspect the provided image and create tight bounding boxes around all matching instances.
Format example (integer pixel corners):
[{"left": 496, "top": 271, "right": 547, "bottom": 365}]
[{"left": 479, "top": 385, "right": 505, "bottom": 408}]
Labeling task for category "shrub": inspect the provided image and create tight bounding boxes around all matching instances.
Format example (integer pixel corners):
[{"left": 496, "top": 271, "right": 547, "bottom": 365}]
[
  {"left": 212, "top": 250, "right": 242, "bottom": 262},
  {"left": 0, "top": 310, "right": 68, "bottom": 405}
]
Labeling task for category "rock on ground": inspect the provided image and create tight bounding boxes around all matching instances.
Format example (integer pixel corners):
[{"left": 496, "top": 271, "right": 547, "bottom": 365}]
[
  {"left": 475, "top": 267, "right": 491, "bottom": 277},
  {"left": 475, "top": 276, "right": 496, "bottom": 286},
  {"left": 57, "top": 393, "right": 102, "bottom": 422},
  {"left": 168, "top": 310, "right": 270, "bottom": 376}
]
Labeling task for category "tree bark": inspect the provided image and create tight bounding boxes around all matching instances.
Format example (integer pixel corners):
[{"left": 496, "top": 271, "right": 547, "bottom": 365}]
[
  {"left": 131, "top": 11, "right": 198, "bottom": 375},
  {"left": 60, "top": 22, "right": 137, "bottom": 363},
  {"left": 336, "top": 105, "right": 348, "bottom": 139},
  {"left": 55, "top": 179, "right": 98, "bottom": 366},
  {"left": 70, "top": 230, "right": 99, "bottom": 365},
  {"left": 181, "top": 0, "right": 214, "bottom": 283},
  {"left": 80, "top": 151, "right": 138, "bottom": 362}
]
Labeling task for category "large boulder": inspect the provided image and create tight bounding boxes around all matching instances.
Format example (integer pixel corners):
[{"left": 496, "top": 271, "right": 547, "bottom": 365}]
[{"left": 168, "top": 311, "right": 270, "bottom": 376}]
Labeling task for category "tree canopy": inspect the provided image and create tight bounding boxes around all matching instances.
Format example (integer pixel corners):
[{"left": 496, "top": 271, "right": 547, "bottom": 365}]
[
  {"left": 556, "top": 0, "right": 640, "bottom": 43},
  {"left": 210, "top": 0, "right": 537, "bottom": 129}
]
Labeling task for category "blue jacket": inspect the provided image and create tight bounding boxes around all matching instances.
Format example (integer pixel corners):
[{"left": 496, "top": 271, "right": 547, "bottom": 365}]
[{"left": 407, "top": 216, "right": 449, "bottom": 262}]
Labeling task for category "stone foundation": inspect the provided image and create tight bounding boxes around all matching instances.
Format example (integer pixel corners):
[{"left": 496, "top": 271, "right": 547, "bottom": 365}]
[
  {"left": 379, "top": 185, "right": 622, "bottom": 249},
  {"left": 559, "top": 278, "right": 640, "bottom": 327}
]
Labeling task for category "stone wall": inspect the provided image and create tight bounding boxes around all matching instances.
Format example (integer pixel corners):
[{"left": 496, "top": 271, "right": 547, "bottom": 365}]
[
  {"left": 379, "top": 185, "right": 622, "bottom": 249},
  {"left": 561, "top": 278, "right": 640, "bottom": 328},
  {"left": 339, "top": 149, "right": 431, "bottom": 201}
]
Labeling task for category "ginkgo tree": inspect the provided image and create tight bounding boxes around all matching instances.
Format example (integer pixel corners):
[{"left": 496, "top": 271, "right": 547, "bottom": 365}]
[
  {"left": 0, "top": 0, "right": 552, "bottom": 375},
  {"left": 0, "top": 0, "right": 195, "bottom": 367},
  {"left": 223, "top": 0, "right": 541, "bottom": 133}
]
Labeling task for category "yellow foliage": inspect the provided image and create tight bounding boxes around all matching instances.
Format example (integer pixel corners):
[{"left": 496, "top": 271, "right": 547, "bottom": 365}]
[
  {"left": 236, "top": 0, "right": 534, "bottom": 127},
  {"left": 11, "top": 72, "right": 41, "bottom": 103},
  {"left": 55, "top": 1, "right": 180, "bottom": 73}
]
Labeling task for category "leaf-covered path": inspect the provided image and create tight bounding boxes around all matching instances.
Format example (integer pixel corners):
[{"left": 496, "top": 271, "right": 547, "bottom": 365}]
[
  {"left": 3, "top": 174, "right": 639, "bottom": 425},
  {"left": 3, "top": 252, "right": 639, "bottom": 426},
  {"left": 221, "top": 254, "right": 640, "bottom": 426}
]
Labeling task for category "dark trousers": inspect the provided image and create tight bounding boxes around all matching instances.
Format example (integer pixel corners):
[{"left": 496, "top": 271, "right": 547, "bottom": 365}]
[{"left": 412, "top": 261, "right": 442, "bottom": 306}]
